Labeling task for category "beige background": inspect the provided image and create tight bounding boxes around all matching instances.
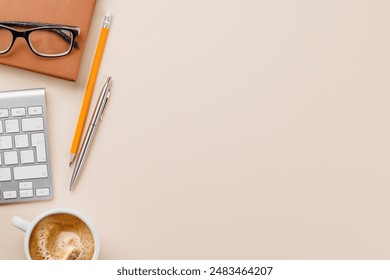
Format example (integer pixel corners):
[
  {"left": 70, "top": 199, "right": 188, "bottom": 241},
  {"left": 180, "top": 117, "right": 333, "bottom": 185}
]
[{"left": 1, "top": 0, "right": 390, "bottom": 259}]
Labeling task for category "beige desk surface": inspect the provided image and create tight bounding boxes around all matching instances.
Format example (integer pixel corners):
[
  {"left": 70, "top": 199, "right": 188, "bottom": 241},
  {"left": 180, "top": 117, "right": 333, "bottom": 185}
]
[{"left": 1, "top": 0, "right": 390, "bottom": 259}]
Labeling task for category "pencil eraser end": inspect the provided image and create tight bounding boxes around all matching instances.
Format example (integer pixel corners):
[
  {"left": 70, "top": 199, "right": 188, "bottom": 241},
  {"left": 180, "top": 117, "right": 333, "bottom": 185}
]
[{"left": 103, "top": 13, "right": 112, "bottom": 28}]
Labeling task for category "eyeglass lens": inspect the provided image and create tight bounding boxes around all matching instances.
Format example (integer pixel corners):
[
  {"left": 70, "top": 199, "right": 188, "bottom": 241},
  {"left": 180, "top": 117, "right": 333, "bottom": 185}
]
[
  {"left": 29, "top": 29, "right": 73, "bottom": 56},
  {"left": 0, "top": 28, "right": 13, "bottom": 53},
  {"left": 0, "top": 27, "right": 74, "bottom": 56}
]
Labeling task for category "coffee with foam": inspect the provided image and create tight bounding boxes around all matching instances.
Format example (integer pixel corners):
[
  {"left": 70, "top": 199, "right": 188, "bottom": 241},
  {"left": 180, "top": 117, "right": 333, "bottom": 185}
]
[{"left": 29, "top": 213, "right": 95, "bottom": 260}]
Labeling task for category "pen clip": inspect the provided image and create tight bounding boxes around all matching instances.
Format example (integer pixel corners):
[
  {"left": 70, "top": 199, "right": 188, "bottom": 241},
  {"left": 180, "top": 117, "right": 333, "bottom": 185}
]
[{"left": 99, "top": 90, "right": 110, "bottom": 121}]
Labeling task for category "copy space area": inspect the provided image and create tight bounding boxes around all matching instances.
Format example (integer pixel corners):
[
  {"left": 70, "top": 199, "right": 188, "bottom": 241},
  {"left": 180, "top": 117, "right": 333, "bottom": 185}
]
[{"left": 1, "top": 0, "right": 390, "bottom": 259}]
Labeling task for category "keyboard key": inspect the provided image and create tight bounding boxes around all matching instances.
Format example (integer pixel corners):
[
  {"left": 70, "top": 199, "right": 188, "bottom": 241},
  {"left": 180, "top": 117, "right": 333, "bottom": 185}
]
[
  {"left": 5, "top": 119, "right": 19, "bottom": 133},
  {"left": 0, "top": 167, "right": 11, "bottom": 181},
  {"left": 36, "top": 188, "right": 50, "bottom": 197},
  {"left": 19, "top": 189, "right": 33, "bottom": 198},
  {"left": 14, "top": 164, "right": 48, "bottom": 180},
  {"left": 3, "top": 191, "right": 17, "bottom": 199},
  {"left": 11, "top": 107, "right": 26, "bottom": 117},
  {"left": 0, "top": 121, "right": 2, "bottom": 134},
  {"left": 15, "top": 134, "right": 29, "bottom": 148},
  {"left": 20, "top": 150, "right": 34, "bottom": 164},
  {"left": 0, "top": 136, "right": 12, "bottom": 150},
  {"left": 0, "top": 109, "right": 8, "bottom": 118},
  {"left": 31, "top": 133, "right": 46, "bottom": 162},
  {"left": 28, "top": 106, "right": 43, "bottom": 116},
  {"left": 4, "top": 151, "right": 18, "bottom": 165},
  {"left": 21, "top": 117, "right": 44, "bottom": 132},
  {"left": 19, "top": 182, "right": 33, "bottom": 190}
]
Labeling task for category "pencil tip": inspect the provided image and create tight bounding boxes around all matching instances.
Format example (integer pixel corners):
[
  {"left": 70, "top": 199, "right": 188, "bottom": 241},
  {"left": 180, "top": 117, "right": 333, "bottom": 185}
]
[{"left": 69, "top": 154, "right": 75, "bottom": 167}]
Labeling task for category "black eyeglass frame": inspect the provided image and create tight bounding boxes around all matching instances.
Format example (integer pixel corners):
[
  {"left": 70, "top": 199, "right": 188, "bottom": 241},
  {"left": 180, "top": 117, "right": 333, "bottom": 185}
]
[{"left": 0, "top": 21, "right": 81, "bottom": 58}]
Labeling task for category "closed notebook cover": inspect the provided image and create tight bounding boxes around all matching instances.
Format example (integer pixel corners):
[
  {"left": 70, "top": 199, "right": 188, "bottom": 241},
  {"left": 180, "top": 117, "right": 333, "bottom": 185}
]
[{"left": 0, "top": 0, "right": 96, "bottom": 81}]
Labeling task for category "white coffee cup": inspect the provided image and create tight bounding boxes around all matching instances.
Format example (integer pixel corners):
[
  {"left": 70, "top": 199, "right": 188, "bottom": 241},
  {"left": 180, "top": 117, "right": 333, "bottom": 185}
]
[{"left": 11, "top": 208, "right": 100, "bottom": 260}]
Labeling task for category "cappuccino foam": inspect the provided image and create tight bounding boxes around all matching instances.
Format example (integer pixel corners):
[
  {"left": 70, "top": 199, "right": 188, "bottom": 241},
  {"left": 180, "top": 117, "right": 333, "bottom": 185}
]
[{"left": 29, "top": 213, "right": 95, "bottom": 260}]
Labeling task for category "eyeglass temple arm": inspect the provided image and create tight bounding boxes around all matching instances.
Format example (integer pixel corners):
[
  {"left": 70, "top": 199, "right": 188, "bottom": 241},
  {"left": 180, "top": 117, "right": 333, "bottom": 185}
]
[{"left": 0, "top": 21, "right": 80, "bottom": 49}]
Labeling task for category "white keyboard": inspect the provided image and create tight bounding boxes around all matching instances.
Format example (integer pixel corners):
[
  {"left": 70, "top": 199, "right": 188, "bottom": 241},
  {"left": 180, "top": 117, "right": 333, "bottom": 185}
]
[{"left": 0, "top": 88, "right": 52, "bottom": 204}]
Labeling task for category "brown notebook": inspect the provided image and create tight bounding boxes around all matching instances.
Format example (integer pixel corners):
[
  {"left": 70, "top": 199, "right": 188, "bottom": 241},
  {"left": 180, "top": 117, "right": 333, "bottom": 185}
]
[{"left": 0, "top": 0, "right": 96, "bottom": 81}]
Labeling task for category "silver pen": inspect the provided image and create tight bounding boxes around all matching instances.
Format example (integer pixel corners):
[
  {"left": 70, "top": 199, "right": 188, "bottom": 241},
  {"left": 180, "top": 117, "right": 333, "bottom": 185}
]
[{"left": 69, "top": 77, "right": 112, "bottom": 191}]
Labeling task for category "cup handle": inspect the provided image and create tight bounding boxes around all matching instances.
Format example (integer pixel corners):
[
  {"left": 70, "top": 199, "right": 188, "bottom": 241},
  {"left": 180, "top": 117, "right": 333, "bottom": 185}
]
[{"left": 11, "top": 216, "right": 31, "bottom": 232}]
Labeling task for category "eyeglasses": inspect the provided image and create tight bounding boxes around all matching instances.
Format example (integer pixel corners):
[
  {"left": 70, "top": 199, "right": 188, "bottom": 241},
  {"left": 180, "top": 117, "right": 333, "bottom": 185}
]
[{"left": 0, "top": 21, "right": 80, "bottom": 58}]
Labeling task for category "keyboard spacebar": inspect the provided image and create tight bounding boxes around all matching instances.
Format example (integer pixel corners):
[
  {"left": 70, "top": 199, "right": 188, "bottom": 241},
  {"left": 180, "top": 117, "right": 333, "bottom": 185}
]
[{"left": 14, "top": 165, "right": 48, "bottom": 180}]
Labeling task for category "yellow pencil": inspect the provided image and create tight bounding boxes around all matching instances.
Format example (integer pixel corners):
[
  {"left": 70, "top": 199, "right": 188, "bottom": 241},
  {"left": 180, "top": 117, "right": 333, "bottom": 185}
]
[{"left": 70, "top": 13, "right": 112, "bottom": 166}]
